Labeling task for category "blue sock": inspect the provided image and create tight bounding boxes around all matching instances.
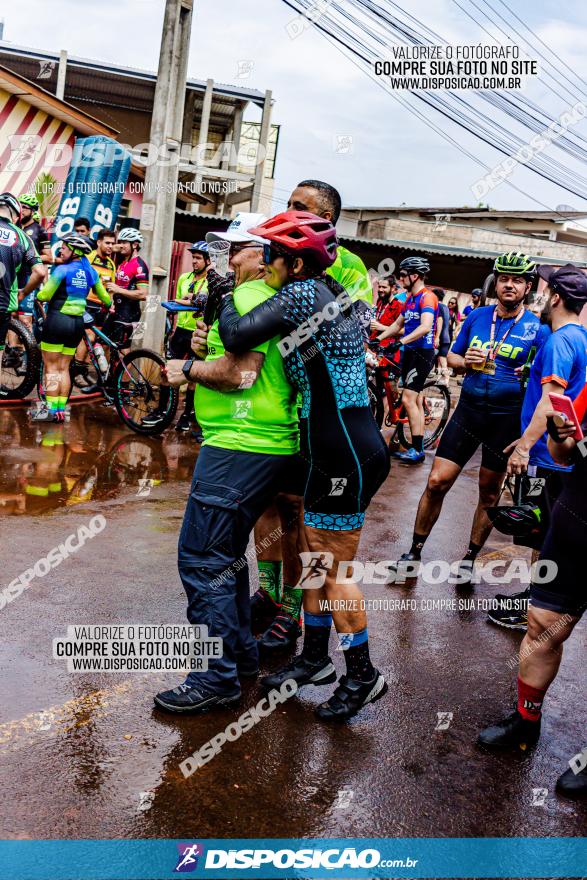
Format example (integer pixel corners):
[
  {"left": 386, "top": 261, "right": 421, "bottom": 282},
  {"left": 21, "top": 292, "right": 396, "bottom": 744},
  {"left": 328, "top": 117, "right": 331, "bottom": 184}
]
[
  {"left": 302, "top": 612, "right": 332, "bottom": 662},
  {"left": 341, "top": 628, "right": 375, "bottom": 682}
]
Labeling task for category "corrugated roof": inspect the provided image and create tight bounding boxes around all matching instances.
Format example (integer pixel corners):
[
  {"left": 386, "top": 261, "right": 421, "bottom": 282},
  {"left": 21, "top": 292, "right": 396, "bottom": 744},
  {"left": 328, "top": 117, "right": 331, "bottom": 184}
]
[
  {"left": 0, "top": 41, "right": 267, "bottom": 106},
  {"left": 338, "top": 233, "right": 587, "bottom": 267},
  {"left": 0, "top": 63, "right": 118, "bottom": 137}
]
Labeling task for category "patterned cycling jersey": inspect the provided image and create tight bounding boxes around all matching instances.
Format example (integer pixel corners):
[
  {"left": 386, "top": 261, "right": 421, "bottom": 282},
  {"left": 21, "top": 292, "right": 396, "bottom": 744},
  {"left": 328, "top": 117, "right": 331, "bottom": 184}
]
[
  {"left": 218, "top": 276, "right": 368, "bottom": 418},
  {"left": 217, "top": 275, "right": 389, "bottom": 531},
  {"left": 0, "top": 218, "right": 41, "bottom": 312},
  {"left": 87, "top": 250, "right": 116, "bottom": 304},
  {"left": 17, "top": 220, "right": 49, "bottom": 287},
  {"left": 402, "top": 287, "right": 438, "bottom": 349},
  {"left": 37, "top": 257, "right": 110, "bottom": 316},
  {"left": 114, "top": 255, "right": 149, "bottom": 322}
]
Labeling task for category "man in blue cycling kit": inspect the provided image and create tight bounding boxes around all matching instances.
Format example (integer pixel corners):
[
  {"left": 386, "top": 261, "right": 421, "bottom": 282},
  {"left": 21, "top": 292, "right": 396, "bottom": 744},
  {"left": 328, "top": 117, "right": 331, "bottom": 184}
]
[
  {"left": 394, "top": 252, "right": 540, "bottom": 576},
  {"left": 487, "top": 264, "right": 587, "bottom": 628},
  {"left": 378, "top": 256, "right": 439, "bottom": 464}
]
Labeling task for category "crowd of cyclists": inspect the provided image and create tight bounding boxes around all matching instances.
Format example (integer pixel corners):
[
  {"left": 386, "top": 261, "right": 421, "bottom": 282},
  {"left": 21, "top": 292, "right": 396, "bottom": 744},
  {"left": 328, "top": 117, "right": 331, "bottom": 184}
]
[{"left": 1, "top": 178, "right": 586, "bottom": 798}]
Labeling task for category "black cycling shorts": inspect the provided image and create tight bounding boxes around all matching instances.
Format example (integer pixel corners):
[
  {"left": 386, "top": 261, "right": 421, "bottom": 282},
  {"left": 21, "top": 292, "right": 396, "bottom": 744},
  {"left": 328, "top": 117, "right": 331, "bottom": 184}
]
[
  {"left": 300, "top": 409, "right": 390, "bottom": 530},
  {"left": 401, "top": 347, "right": 435, "bottom": 392},
  {"left": 168, "top": 327, "right": 193, "bottom": 360},
  {"left": 41, "top": 311, "right": 84, "bottom": 355},
  {"left": 0, "top": 309, "right": 10, "bottom": 350},
  {"left": 85, "top": 302, "right": 107, "bottom": 329},
  {"left": 437, "top": 342, "right": 450, "bottom": 358},
  {"left": 530, "top": 470, "right": 585, "bottom": 617},
  {"left": 435, "top": 395, "right": 521, "bottom": 473}
]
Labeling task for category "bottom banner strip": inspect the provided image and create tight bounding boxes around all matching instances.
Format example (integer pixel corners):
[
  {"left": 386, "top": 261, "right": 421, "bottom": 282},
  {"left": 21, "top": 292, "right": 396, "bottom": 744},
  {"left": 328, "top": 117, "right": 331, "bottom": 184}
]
[{"left": 1, "top": 837, "right": 586, "bottom": 879}]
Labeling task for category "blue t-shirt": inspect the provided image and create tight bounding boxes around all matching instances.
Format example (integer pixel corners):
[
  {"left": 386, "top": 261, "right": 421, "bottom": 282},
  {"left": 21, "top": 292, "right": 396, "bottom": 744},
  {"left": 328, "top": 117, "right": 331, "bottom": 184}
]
[
  {"left": 463, "top": 304, "right": 474, "bottom": 318},
  {"left": 452, "top": 305, "right": 540, "bottom": 409},
  {"left": 522, "top": 323, "right": 587, "bottom": 470}
]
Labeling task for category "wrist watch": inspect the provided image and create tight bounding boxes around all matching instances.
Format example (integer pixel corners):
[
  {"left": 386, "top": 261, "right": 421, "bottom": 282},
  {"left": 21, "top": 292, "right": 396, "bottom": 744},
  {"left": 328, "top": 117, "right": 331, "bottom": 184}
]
[{"left": 182, "top": 358, "right": 195, "bottom": 380}]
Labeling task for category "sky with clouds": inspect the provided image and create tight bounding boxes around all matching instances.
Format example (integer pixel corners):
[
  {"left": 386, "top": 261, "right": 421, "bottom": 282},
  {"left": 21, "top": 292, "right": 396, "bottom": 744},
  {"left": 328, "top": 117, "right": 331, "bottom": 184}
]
[{"left": 3, "top": 0, "right": 587, "bottom": 213}]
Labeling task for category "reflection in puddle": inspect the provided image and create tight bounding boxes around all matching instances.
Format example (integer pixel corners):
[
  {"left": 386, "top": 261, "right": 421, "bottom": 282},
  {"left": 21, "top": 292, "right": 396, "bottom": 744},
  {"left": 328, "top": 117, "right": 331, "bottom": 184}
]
[{"left": 0, "top": 404, "right": 198, "bottom": 516}]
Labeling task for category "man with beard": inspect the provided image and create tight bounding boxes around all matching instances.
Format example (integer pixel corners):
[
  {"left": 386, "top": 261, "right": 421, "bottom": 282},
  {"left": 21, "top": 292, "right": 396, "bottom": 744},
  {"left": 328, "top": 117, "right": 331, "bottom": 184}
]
[
  {"left": 392, "top": 252, "right": 540, "bottom": 579},
  {"left": 487, "top": 264, "right": 587, "bottom": 629},
  {"left": 250, "top": 179, "right": 374, "bottom": 653}
]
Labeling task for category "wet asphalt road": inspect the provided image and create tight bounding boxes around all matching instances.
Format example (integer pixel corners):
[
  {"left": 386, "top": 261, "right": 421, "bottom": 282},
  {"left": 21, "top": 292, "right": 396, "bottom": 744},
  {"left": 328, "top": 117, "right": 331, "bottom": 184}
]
[{"left": 0, "top": 401, "right": 586, "bottom": 850}]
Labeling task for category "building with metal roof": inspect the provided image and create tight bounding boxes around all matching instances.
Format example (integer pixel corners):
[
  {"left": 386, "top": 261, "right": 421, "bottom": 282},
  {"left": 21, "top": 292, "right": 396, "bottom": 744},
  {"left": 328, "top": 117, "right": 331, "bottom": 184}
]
[{"left": 0, "top": 40, "right": 279, "bottom": 217}]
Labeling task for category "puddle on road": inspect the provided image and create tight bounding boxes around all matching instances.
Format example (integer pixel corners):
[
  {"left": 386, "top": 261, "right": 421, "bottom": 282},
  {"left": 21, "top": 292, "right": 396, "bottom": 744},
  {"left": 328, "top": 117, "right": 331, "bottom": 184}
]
[{"left": 0, "top": 404, "right": 198, "bottom": 516}]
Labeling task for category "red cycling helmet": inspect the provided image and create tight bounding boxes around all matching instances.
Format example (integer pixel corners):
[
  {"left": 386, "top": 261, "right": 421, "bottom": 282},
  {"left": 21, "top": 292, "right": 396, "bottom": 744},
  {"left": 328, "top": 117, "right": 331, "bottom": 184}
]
[{"left": 248, "top": 210, "right": 338, "bottom": 271}]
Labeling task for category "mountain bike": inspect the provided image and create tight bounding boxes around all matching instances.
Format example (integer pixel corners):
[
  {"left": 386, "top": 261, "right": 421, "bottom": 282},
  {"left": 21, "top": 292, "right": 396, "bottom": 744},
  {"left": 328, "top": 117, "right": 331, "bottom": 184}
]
[
  {"left": 366, "top": 344, "right": 451, "bottom": 452},
  {"left": 0, "top": 315, "right": 41, "bottom": 399},
  {"left": 38, "top": 310, "right": 179, "bottom": 435}
]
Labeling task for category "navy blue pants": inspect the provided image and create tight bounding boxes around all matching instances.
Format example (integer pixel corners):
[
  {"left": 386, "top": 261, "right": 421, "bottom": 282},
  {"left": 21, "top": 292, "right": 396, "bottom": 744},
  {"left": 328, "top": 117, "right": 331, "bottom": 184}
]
[{"left": 178, "top": 444, "right": 298, "bottom": 695}]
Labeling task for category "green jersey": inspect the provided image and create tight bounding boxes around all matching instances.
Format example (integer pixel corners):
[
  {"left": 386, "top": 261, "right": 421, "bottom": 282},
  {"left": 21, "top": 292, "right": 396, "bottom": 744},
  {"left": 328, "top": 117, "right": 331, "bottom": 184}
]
[
  {"left": 327, "top": 244, "right": 373, "bottom": 305},
  {"left": 195, "top": 279, "right": 299, "bottom": 455},
  {"left": 175, "top": 272, "right": 208, "bottom": 331}
]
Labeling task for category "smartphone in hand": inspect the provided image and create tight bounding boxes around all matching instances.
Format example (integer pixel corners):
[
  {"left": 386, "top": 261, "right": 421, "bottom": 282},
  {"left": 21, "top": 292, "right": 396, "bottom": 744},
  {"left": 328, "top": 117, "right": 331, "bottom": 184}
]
[{"left": 548, "top": 393, "right": 584, "bottom": 441}]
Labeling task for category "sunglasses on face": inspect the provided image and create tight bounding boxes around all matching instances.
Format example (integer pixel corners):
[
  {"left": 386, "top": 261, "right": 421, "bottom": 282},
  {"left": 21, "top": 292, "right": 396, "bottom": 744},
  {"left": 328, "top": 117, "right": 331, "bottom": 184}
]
[
  {"left": 398, "top": 272, "right": 409, "bottom": 279},
  {"left": 262, "top": 243, "right": 283, "bottom": 264},
  {"left": 229, "top": 243, "right": 260, "bottom": 256}
]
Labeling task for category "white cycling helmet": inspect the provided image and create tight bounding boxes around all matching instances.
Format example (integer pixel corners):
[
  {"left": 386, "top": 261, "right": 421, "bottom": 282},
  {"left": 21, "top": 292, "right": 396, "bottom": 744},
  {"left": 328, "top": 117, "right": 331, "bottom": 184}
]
[{"left": 117, "top": 227, "right": 143, "bottom": 244}]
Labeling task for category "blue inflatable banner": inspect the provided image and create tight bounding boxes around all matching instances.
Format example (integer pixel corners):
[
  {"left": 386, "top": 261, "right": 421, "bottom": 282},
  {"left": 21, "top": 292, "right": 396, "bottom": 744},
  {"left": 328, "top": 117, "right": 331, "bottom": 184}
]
[{"left": 51, "top": 136, "right": 132, "bottom": 245}]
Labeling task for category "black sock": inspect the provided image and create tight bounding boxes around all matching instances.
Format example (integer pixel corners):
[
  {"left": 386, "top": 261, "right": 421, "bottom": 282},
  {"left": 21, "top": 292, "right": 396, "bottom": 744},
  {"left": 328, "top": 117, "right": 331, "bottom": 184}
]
[
  {"left": 410, "top": 531, "right": 428, "bottom": 558},
  {"left": 464, "top": 540, "right": 482, "bottom": 560},
  {"left": 342, "top": 629, "right": 375, "bottom": 682},
  {"left": 183, "top": 387, "right": 195, "bottom": 417},
  {"left": 158, "top": 384, "right": 171, "bottom": 412},
  {"left": 302, "top": 612, "right": 332, "bottom": 662},
  {"left": 412, "top": 435, "right": 424, "bottom": 453}
]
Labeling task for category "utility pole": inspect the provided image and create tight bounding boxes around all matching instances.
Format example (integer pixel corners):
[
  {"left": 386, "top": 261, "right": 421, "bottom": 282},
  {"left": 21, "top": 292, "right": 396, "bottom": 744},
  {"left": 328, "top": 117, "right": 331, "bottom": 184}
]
[{"left": 139, "top": 0, "right": 194, "bottom": 353}]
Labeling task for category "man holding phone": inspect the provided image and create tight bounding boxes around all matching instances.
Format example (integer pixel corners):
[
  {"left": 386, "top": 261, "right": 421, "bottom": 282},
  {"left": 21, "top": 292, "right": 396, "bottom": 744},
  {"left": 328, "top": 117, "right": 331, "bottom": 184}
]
[
  {"left": 478, "top": 356, "right": 587, "bottom": 799},
  {"left": 487, "top": 264, "right": 587, "bottom": 628},
  {"left": 504, "top": 263, "right": 587, "bottom": 477}
]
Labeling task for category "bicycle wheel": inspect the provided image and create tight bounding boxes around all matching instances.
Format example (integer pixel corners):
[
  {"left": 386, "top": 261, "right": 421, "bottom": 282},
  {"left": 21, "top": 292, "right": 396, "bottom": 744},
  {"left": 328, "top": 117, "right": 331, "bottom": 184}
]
[
  {"left": 2, "top": 317, "right": 40, "bottom": 399},
  {"left": 396, "top": 381, "right": 451, "bottom": 450},
  {"left": 367, "top": 379, "right": 384, "bottom": 429},
  {"left": 112, "top": 348, "right": 178, "bottom": 435}
]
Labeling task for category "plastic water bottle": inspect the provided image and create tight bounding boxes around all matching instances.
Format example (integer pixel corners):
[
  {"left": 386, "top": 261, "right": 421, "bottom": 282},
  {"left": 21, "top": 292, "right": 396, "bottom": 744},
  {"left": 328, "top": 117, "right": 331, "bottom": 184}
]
[{"left": 94, "top": 343, "right": 109, "bottom": 378}]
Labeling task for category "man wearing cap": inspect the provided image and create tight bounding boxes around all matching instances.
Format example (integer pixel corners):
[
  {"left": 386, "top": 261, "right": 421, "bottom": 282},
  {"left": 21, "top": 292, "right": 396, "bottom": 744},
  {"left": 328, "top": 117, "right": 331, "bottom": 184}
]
[
  {"left": 478, "top": 267, "right": 587, "bottom": 792},
  {"left": 154, "top": 213, "right": 301, "bottom": 714},
  {"left": 462, "top": 288, "right": 482, "bottom": 319},
  {"left": 143, "top": 241, "right": 210, "bottom": 433},
  {"left": 487, "top": 264, "right": 587, "bottom": 630}
]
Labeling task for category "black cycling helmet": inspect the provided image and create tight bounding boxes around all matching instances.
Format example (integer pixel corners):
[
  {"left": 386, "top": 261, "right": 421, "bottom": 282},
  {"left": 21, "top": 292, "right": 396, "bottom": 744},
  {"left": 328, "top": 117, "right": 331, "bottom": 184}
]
[
  {"left": 399, "top": 256, "right": 430, "bottom": 276},
  {"left": 0, "top": 192, "right": 22, "bottom": 222},
  {"left": 486, "top": 503, "right": 542, "bottom": 538},
  {"left": 471, "top": 288, "right": 483, "bottom": 298},
  {"left": 61, "top": 232, "right": 93, "bottom": 256}
]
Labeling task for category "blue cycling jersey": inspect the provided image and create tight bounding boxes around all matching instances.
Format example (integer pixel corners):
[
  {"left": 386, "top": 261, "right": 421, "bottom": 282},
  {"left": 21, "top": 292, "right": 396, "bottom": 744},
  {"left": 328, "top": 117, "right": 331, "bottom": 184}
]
[
  {"left": 402, "top": 287, "right": 438, "bottom": 349},
  {"left": 451, "top": 305, "right": 540, "bottom": 409},
  {"left": 522, "top": 323, "right": 587, "bottom": 470}
]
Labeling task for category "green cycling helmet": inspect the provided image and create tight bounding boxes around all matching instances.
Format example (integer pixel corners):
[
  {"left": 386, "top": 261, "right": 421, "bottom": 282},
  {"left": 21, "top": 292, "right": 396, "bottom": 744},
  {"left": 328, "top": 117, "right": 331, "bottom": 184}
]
[
  {"left": 493, "top": 251, "right": 536, "bottom": 278},
  {"left": 19, "top": 193, "right": 40, "bottom": 210}
]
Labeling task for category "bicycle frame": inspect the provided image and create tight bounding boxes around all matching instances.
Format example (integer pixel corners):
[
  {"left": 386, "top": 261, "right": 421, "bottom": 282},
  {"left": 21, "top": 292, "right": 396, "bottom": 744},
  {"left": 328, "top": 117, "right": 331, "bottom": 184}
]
[
  {"left": 84, "top": 324, "right": 140, "bottom": 388},
  {"left": 376, "top": 355, "right": 408, "bottom": 428}
]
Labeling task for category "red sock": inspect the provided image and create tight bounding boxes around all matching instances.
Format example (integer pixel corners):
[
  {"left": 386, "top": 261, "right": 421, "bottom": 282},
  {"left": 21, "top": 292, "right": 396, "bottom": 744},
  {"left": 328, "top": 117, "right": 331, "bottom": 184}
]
[{"left": 517, "top": 677, "right": 546, "bottom": 721}]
